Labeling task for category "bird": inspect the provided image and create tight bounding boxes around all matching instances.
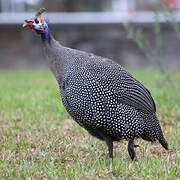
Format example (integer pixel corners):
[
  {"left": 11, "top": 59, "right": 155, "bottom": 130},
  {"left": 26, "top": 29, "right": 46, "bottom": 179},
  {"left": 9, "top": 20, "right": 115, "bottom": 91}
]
[{"left": 23, "top": 8, "right": 168, "bottom": 161}]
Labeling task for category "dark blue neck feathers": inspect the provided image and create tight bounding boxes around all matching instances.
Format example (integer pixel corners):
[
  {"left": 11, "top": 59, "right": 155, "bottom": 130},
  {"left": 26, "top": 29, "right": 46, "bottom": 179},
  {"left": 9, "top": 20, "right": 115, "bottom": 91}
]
[{"left": 41, "top": 27, "right": 50, "bottom": 42}]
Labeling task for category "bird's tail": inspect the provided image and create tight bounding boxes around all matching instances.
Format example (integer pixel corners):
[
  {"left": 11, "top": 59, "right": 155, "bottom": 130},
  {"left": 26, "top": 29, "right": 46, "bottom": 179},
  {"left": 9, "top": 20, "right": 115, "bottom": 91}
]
[
  {"left": 159, "top": 136, "right": 168, "bottom": 150},
  {"left": 154, "top": 115, "right": 169, "bottom": 150},
  {"left": 143, "top": 113, "right": 168, "bottom": 150}
]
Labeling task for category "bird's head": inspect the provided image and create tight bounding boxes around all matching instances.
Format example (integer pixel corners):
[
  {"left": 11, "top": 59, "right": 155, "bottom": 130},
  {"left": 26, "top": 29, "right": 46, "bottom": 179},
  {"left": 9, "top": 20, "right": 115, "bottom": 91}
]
[{"left": 23, "top": 8, "right": 49, "bottom": 39}]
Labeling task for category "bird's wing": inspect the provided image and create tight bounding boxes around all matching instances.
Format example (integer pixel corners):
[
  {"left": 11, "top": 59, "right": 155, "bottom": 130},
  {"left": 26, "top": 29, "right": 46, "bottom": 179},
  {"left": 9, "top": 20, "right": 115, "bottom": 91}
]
[
  {"left": 76, "top": 51, "right": 156, "bottom": 113},
  {"left": 107, "top": 68, "right": 156, "bottom": 113}
]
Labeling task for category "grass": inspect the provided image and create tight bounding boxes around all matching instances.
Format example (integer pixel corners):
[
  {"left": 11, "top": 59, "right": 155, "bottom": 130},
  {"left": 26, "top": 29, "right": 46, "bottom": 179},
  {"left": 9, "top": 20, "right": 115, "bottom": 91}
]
[{"left": 0, "top": 68, "right": 180, "bottom": 179}]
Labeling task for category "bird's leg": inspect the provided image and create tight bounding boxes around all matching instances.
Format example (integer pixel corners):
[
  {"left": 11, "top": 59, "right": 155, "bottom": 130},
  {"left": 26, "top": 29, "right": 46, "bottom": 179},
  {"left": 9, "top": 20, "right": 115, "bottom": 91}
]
[
  {"left": 105, "top": 138, "right": 113, "bottom": 160},
  {"left": 98, "top": 131, "right": 113, "bottom": 160},
  {"left": 104, "top": 137, "right": 113, "bottom": 170},
  {"left": 128, "top": 140, "right": 138, "bottom": 162}
]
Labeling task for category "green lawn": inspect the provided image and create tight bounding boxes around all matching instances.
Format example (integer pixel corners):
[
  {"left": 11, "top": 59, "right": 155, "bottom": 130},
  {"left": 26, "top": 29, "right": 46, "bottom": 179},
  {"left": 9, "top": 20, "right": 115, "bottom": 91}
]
[{"left": 0, "top": 68, "right": 179, "bottom": 179}]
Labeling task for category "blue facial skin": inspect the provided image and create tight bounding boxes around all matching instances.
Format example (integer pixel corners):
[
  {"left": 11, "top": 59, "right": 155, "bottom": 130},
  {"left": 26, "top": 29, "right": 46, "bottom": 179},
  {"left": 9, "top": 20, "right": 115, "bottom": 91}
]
[{"left": 33, "top": 18, "right": 49, "bottom": 39}]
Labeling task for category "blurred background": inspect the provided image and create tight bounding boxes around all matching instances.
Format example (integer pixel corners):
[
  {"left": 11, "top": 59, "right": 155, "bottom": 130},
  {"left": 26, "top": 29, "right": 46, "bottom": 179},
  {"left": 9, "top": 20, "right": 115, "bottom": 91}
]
[{"left": 0, "top": 0, "right": 180, "bottom": 68}]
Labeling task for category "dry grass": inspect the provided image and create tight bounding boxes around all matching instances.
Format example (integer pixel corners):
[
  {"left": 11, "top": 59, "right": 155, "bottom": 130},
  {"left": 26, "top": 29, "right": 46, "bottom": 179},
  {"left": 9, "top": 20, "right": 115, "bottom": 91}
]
[{"left": 0, "top": 68, "right": 179, "bottom": 179}]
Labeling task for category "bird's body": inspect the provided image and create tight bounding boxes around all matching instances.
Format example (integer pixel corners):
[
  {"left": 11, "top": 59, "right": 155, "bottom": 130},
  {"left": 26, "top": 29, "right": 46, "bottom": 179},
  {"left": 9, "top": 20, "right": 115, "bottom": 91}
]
[
  {"left": 44, "top": 37, "right": 168, "bottom": 159},
  {"left": 24, "top": 9, "right": 168, "bottom": 161}
]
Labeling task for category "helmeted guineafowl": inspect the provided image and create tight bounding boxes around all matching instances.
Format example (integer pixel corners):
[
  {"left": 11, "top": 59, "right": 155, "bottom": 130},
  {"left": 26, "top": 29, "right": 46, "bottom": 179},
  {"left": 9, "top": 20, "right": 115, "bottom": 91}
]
[{"left": 23, "top": 8, "right": 168, "bottom": 161}]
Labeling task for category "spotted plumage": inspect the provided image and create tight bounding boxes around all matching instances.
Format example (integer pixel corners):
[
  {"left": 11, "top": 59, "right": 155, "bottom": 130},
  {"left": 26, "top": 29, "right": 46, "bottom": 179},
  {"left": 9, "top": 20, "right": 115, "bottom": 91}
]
[
  {"left": 45, "top": 38, "right": 168, "bottom": 161},
  {"left": 24, "top": 9, "right": 168, "bottom": 161}
]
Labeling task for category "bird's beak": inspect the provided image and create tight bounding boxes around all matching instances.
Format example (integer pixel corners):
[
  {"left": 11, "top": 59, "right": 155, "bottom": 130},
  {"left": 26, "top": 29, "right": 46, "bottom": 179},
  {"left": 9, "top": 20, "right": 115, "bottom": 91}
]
[
  {"left": 22, "top": 19, "right": 34, "bottom": 28},
  {"left": 22, "top": 23, "right": 28, "bottom": 27}
]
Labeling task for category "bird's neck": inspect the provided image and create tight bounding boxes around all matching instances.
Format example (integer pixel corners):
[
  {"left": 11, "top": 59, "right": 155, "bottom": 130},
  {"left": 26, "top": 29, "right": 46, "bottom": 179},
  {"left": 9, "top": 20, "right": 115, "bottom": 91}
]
[
  {"left": 41, "top": 32, "right": 66, "bottom": 83},
  {"left": 41, "top": 31, "right": 50, "bottom": 42},
  {"left": 40, "top": 25, "right": 50, "bottom": 41}
]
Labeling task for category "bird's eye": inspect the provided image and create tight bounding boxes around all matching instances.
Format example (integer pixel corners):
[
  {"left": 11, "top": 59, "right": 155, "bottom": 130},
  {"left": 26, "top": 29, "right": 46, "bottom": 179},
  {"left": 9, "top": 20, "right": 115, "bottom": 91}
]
[{"left": 35, "top": 19, "right": 39, "bottom": 24}]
